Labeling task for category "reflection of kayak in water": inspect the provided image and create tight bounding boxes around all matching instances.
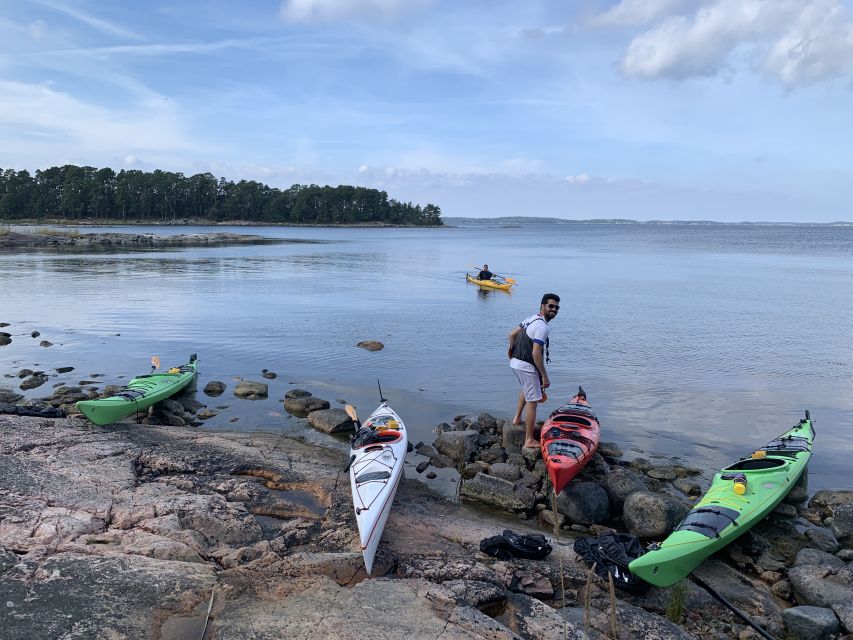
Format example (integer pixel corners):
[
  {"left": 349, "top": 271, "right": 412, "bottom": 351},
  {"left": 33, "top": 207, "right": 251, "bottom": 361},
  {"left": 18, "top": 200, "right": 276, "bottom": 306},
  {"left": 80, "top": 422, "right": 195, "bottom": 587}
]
[
  {"left": 540, "top": 386, "right": 599, "bottom": 495},
  {"left": 466, "top": 273, "right": 512, "bottom": 291},
  {"left": 629, "top": 412, "right": 815, "bottom": 587}
]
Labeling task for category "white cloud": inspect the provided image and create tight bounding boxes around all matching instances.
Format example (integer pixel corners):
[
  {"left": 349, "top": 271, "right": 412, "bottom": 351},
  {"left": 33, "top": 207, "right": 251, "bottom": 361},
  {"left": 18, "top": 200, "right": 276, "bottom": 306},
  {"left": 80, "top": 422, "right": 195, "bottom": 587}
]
[
  {"left": 615, "top": 0, "right": 853, "bottom": 86},
  {"left": 593, "top": 0, "right": 688, "bottom": 27},
  {"left": 566, "top": 173, "right": 591, "bottom": 184},
  {"left": 280, "top": 0, "right": 432, "bottom": 23},
  {"left": 33, "top": 0, "right": 143, "bottom": 40}
]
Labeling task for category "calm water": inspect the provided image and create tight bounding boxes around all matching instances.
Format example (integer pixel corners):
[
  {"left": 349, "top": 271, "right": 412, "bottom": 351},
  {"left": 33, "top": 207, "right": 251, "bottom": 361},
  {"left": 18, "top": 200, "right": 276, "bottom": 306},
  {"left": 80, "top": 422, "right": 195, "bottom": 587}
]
[{"left": 2, "top": 223, "right": 852, "bottom": 491}]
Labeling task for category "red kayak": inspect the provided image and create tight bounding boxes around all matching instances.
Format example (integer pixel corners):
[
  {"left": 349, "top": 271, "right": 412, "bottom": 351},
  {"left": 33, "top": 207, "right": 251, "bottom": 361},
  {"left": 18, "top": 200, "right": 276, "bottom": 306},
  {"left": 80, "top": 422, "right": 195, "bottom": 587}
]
[{"left": 540, "top": 386, "right": 600, "bottom": 494}]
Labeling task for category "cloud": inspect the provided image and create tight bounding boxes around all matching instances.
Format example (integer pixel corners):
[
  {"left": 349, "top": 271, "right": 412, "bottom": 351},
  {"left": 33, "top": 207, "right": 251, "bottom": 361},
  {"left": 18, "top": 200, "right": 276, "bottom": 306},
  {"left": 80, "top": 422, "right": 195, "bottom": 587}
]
[
  {"left": 592, "top": 0, "right": 688, "bottom": 27},
  {"left": 614, "top": 0, "right": 853, "bottom": 86},
  {"left": 280, "top": 0, "right": 432, "bottom": 23},
  {"left": 32, "top": 0, "right": 143, "bottom": 40}
]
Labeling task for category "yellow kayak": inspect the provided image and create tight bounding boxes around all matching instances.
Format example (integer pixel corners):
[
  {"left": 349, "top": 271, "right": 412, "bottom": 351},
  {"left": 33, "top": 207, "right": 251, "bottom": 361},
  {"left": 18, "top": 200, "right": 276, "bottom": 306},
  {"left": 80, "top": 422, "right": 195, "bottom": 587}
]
[{"left": 466, "top": 274, "right": 513, "bottom": 291}]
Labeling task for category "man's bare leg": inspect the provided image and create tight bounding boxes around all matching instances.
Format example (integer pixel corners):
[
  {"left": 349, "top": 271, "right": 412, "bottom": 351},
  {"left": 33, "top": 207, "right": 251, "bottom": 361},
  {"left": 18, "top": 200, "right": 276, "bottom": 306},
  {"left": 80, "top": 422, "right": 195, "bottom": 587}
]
[
  {"left": 512, "top": 391, "right": 525, "bottom": 426},
  {"left": 523, "top": 400, "right": 539, "bottom": 448}
]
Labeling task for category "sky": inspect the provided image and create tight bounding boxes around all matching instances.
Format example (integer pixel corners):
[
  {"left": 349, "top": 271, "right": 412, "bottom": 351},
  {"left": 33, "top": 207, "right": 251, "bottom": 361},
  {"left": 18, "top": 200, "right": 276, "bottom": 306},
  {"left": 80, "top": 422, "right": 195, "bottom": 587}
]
[{"left": 1, "top": 0, "right": 853, "bottom": 222}]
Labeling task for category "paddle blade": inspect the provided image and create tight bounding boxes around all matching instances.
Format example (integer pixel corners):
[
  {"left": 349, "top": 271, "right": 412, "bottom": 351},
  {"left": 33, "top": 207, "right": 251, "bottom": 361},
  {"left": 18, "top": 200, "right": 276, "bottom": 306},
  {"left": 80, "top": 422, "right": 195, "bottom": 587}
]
[
  {"left": 150, "top": 356, "right": 160, "bottom": 370},
  {"left": 505, "top": 278, "right": 516, "bottom": 284},
  {"left": 345, "top": 404, "right": 359, "bottom": 422}
]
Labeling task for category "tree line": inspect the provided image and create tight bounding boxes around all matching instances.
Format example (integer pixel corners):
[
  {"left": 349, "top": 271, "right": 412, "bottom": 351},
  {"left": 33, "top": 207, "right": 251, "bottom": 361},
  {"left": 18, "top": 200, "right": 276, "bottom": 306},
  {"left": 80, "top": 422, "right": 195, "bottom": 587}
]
[{"left": 0, "top": 165, "right": 442, "bottom": 226}]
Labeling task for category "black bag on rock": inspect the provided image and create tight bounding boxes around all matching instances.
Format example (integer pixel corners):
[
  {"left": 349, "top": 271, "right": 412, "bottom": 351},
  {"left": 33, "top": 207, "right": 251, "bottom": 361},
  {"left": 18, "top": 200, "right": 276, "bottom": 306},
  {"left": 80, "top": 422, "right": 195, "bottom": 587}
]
[
  {"left": 573, "top": 532, "right": 648, "bottom": 593},
  {"left": 479, "top": 529, "right": 553, "bottom": 561}
]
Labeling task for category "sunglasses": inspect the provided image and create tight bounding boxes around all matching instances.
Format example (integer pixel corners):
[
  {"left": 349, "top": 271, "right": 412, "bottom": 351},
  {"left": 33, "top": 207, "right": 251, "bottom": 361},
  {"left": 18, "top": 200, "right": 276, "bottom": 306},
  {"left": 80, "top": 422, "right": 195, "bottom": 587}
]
[{"left": 546, "top": 304, "right": 560, "bottom": 310}]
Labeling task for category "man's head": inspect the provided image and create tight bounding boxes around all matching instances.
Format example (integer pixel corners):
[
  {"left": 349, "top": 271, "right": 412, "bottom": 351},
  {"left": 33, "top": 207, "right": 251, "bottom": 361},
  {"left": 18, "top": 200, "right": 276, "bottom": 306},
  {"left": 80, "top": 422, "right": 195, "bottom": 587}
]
[
  {"left": 483, "top": 264, "right": 488, "bottom": 270},
  {"left": 540, "top": 293, "right": 560, "bottom": 321}
]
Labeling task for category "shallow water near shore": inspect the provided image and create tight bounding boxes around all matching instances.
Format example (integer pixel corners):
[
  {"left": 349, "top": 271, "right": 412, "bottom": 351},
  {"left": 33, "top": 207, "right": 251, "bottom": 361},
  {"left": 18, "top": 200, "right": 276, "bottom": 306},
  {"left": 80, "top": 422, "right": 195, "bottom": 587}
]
[{"left": 2, "top": 222, "right": 852, "bottom": 491}]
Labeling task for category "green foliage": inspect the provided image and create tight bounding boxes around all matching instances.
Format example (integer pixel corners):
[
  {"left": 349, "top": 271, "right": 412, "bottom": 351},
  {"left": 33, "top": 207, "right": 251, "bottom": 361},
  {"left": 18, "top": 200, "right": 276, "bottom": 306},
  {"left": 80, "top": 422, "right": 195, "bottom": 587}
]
[{"left": 0, "top": 165, "right": 442, "bottom": 226}]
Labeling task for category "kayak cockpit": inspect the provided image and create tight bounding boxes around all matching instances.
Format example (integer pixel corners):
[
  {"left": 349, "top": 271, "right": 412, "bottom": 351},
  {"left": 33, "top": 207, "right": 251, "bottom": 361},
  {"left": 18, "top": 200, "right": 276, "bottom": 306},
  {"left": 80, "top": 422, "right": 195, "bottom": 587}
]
[{"left": 723, "top": 458, "right": 787, "bottom": 472}]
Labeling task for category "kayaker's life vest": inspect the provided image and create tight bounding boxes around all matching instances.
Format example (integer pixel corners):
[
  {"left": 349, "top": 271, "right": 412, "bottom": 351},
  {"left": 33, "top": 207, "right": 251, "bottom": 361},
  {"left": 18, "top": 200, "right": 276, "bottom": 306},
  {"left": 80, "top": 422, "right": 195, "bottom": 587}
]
[{"left": 510, "top": 316, "right": 550, "bottom": 366}]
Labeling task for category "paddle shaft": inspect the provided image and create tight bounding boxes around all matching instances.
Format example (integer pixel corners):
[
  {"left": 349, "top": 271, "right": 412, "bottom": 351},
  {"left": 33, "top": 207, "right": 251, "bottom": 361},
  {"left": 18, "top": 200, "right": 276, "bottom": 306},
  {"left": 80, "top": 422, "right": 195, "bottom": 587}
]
[{"left": 690, "top": 575, "right": 777, "bottom": 640}]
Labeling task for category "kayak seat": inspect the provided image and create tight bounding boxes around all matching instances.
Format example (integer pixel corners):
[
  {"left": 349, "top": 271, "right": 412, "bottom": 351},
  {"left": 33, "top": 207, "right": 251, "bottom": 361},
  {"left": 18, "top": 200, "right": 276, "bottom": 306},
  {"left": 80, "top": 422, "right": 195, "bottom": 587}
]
[
  {"left": 550, "top": 415, "right": 592, "bottom": 427},
  {"left": 548, "top": 441, "right": 584, "bottom": 459},
  {"left": 724, "top": 458, "right": 787, "bottom": 471}
]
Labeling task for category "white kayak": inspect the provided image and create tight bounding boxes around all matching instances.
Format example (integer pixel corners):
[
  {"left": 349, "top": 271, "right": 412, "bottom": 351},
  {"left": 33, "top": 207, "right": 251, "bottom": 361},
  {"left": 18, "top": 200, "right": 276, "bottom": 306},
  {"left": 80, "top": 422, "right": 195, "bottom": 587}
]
[{"left": 349, "top": 402, "right": 407, "bottom": 575}]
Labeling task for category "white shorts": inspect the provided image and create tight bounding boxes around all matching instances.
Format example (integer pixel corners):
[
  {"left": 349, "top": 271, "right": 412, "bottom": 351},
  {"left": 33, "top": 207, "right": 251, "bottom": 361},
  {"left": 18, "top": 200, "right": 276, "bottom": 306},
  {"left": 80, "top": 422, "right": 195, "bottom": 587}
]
[{"left": 513, "top": 367, "right": 543, "bottom": 402}]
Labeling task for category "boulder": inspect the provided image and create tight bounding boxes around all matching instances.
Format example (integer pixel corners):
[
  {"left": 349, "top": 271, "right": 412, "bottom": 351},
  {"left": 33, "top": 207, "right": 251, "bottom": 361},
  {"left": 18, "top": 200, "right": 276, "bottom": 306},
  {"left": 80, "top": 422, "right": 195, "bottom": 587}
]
[
  {"left": 20, "top": 375, "right": 48, "bottom": 390},
  {"left": 809, "top": 490, "right": 853, "bottom": 517},
  {"left": 434, "top": 430, "right": 478, "bottom": 463},
  {"left": 476, "top": 412, "right": 498, "bottom": 432},
  {"left": 794, "top": 548, "right": 846, "bottom": 569},
  {"left": 307, "top": 409, "right": 354, "bottom": 434},
  {"left": 487, "top": 462, "right": 520, "bottom": 483},
  {"left": 502, "top": 423, "right": 525, "bottom": 449},
  {"left": 804, "top": 527, "right": 840, "bottom": 554},
  {"left": 39, "top": 340, "right": 53, "bottom": 347},
  {"left": 788, "top": 564, "right": 853, "bottom": 607},
  {"left": 356, "top": 340, "right": 384, "bottom": 351},
  {"left": 600, "top": 465, "right": 646, "bottom": 513},
  {"left": 781, "top": 606, "right": 840, "bottom": 640},
  {"left": 555, "top": 482, "right": 610, "bottom": 525},
  {"left": 829, "top": 502, "right": 853, "bottom": 547},
  {"left": 233, "top": 380, "right": 268, "bottom": 399},
  {"left": 460, "top": 472, "right": 535, "bottom": 511},
  {"left": 623, "top": 491, "right": 690, "bottom": 539},
  {"left": 478, "top": 446, "right": 506, "bottom": 464},
  {"left": 285, "top": 388, "right": 312, "bottom": 399},
  {"left": 203, "top": 381, "right": 226, "bottom": 396},
  {"left": 832, "top": 600, "right": 853, "bottom": 634},
  {"left": 597, "top": 441, "right": 623, "bottom": 458},
  {"left": 0, "top": 388, "right": 24, "bottom": 403},
  {"left": 284, "top": 397, "right": 330, "bottom": 413}
]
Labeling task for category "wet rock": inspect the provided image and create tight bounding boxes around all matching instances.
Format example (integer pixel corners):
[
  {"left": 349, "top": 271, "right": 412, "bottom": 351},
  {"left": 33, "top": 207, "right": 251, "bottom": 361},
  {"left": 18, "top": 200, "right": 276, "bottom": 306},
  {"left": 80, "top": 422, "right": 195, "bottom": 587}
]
[
  {"left": 0, "top": 388, "right": 24, "bottom": 403},
  {"left": 434, "top": 429, "right": 478, "bottom": 463},
  {"left": 629, "top": 457, "right": 654, "bottom": 472},
  {"left": 284, "top": 388, "right": 311, "bottom": 399},
  {"left": 788, "top": 563, "right": 853, "bottom": 607},
  {"left": 307, "top": 408, "right": 354, "bottom": 434},
  {"left": 829, "top": 503, "right": 853, "bottom": 547},
  {"left": 597, "top": 441, "right": 623, "bottom": 458},
  {"left": 773, "top": 503, "right": 798, "bottom": 517},
  {"left": 0, "top": 333, "right": 11, "bottom": 346},
  {"left": 781, "top": 605, "right": 840, "bottom": 640},
  {"left": 600, "top": 465, "right": 646, "bottom": 513},
  {"left": 197, "top": 409, "right": 218, "bottom": 420},
  {"left": 416, "top": 460, "right": 430, "bottom": 474},
  {"left": 20, "top": 374, "right": 49, "bottom": 390},
  {"left": 203, "top": 380, "right": 226, "bottom": 396},
  {"left": 460, "top": 472, "right": 536, "bottom": 511},
  {"left": 39, "top": 340, "right": 53, "bottom": 347},
  {"left": 646, "top": 464, "right": 684, "bottom": 481},
  {"left": 837, "top": 549, "right": 853, "bottom": 562},
  {"left": 784, "top": 485, "right": 809, "bottom": 505},
  {"left": 624, "top": 491, "right": 690, "bottom": 539},
  {"left": 234, "top": 380, "right": 268, "bottom": 399},
  {"left": 672, "top": 477, "right": 702, "bottom": 496},
  {"left": 461, "top": 461, "right": 488, "bottom": 479},
  {"left": 555, "top": 481, "right": 610, "bottom": 525},
  {"left": 415, "top": 443, "right": 437, "bottom": 458},
  {"left": 56, "top": 366, "right": 74, "bottom": 374},
  {"left": 425, "top": 471, "right": 437, "bottom": 479},
  {"left": 284, "top": 396, "right": 330, "bottom": 413},
  {"left": 17, "top": 369, "right": 34, "bottom": 378},
  {"left": 31, "top": 330, "right": 40, "bottom": 337},
  {"left": 356, "top": 340, "right": 384, "bottom": 351}
]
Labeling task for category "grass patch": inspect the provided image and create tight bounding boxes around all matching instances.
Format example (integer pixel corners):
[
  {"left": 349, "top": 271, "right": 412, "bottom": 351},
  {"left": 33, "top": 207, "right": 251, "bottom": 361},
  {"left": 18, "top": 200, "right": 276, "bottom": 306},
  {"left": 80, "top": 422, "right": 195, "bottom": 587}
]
[{"left": 666, "top": 580, "right": 688, "bottom": 623}]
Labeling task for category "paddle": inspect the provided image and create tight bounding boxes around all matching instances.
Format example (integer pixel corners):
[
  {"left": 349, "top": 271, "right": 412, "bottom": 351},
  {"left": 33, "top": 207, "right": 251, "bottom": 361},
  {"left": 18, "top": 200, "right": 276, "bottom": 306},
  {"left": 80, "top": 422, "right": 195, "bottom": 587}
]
[
  {"left": 343, "top": 404, "right": 361, "bottom": 472},
  {"left": 471, "top": 266, "right": 516, "bottom": 285},
  {"left": 150, "top": 356, "right": 160, "bottom": 373}
]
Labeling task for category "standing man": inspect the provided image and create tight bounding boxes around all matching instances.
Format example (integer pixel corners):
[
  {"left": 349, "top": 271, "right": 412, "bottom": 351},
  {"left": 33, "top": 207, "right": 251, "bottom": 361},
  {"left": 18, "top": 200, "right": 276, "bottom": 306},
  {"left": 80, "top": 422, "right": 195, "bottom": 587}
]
[{"left": 508, "top": 293, "right": 560, "bottom": 448}]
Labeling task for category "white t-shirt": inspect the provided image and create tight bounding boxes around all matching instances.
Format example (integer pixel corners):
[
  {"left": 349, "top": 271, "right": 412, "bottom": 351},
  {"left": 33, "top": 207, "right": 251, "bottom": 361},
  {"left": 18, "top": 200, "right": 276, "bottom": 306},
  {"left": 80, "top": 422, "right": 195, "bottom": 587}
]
[{"left": 510, "top": 313, "right": 550, "bottom": 373}]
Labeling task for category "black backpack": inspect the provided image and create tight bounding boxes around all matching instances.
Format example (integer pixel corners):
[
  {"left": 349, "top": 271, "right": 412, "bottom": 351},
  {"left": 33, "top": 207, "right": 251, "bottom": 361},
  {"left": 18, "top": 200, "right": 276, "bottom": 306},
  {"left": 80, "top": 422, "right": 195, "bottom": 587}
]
[
  {"left": 479, "top": 529, "right": 553, "bottom": 561},
  {"left": 573, "top": 532, "right": 648, "bottom": 593}
]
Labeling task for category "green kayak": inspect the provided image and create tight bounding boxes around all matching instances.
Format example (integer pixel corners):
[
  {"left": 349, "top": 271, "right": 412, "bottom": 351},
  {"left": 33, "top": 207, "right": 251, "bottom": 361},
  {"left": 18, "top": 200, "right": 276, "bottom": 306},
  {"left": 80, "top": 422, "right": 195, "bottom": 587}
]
[
  {"left": 76, "top": 354, "right": 198, "bottom": 425},
  {"left": 629, "top": 411, "right": 814, "bottom": 587}
]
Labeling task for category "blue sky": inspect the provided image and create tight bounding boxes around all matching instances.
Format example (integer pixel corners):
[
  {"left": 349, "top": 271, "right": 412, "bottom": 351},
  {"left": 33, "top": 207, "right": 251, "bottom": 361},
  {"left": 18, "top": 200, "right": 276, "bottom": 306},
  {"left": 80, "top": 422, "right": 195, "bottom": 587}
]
[{"left": 2, "top": 0, "right": 853, "bottom": 221}]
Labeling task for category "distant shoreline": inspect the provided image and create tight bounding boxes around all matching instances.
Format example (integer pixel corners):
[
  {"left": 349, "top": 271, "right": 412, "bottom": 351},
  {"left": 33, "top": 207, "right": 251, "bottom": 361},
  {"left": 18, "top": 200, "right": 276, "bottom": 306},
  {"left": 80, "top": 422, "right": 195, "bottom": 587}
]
[{"left": 444, "top": 216, "right": 853, "bottom": 226}]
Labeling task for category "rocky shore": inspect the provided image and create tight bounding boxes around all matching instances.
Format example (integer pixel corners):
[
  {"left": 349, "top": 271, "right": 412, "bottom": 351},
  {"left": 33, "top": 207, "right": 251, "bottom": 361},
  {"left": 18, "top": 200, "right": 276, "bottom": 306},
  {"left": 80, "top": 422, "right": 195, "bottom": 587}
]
[
  {"left": 1, "top": 374, "right": 852, "bottom": 639},
  {"left": 0, "top": 229, "right": 288, "bottom": 249}
]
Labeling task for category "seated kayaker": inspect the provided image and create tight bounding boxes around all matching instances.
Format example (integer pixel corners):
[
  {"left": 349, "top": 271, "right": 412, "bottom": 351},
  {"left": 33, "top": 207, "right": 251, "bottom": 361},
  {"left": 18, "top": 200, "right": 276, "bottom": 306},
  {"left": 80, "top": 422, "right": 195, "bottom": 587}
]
[{"left": 477, "top": 265, "right": 494, "bottom": 281}]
